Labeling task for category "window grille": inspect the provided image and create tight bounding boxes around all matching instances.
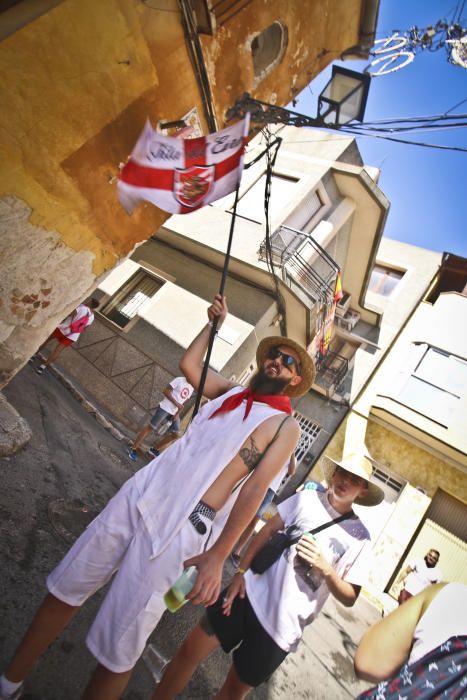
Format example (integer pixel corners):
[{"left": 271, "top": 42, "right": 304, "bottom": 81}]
[
  {"left": 371, "top": 466, "right": 405, "bottom": 494},
  {"left": 100, "top": 271, "right": 164, "bottom": 329},
  {"left": 292, "top": 411, "right": 321, "bottom": 461}
]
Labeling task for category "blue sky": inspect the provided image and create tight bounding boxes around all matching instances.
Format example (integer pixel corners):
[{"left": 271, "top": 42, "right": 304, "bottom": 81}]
[{"left": 294, "top": 0, "right": 467, "bottom": 257}]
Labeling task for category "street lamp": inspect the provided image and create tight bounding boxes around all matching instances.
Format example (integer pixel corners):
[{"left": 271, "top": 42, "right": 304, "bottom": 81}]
[
  {"left": 317, "top": 66, "right": 371, "bottom": 125},
  {"left": 226, "top": 66, "right": 371, "bottom": 129}
]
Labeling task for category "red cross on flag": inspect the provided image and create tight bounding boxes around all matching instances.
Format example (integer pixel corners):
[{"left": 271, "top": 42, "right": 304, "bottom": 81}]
[{"left": 117, "top": 116, "right": 250, "bottom": 215}]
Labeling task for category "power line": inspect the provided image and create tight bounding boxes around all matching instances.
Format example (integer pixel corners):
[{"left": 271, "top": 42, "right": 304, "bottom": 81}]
[
  {"left": 446, "top": 97, "right": 467, "bottom": 113},
  {"left": 338, "top": 128, "right": 467, "bottom": 152}
]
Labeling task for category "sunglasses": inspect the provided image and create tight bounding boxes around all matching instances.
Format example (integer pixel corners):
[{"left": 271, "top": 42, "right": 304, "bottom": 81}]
[{"left": 267, "top": 346, "right": 302, "bottom": 375}]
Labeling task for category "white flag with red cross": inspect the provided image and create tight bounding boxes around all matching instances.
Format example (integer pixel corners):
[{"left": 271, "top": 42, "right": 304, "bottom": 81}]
[{"left": 117, "top": 116, "right": 250, "bottom": 215}]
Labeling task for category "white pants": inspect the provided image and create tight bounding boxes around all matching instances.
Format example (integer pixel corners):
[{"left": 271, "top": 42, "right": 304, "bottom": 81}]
[{"left": 47, "top": 476, "right": 212, "bottom": 672}]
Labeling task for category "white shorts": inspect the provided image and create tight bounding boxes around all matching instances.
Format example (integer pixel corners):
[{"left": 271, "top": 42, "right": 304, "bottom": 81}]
[{"left": 47, "top": 476, "right": 212, "bottom": 673}]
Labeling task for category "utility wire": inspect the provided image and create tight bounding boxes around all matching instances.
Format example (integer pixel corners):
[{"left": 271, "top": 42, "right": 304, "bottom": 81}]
[
  {"left": 338, "top": 128, "right": 467, "bottom": 152},
  {"left": 350, "top": 113, "right": 467, "bottom": 126},
  {"left": 349, "top": 121, "right": 467, "bottom": 133},
  {"left": 446, "top": 97, "right": 467, "bottom": 113}
]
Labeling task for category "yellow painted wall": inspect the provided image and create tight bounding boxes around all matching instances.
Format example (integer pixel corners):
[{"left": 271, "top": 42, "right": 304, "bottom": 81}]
[
  {"left": 365, "top": 421, "right": 467, "bottom": 501},
  {"left": 0, "top": 0, "right": 202, "bottom": 272}
]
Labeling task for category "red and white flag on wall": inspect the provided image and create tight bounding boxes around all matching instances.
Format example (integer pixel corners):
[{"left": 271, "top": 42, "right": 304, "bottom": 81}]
[{"left": 117, "top": 115, "right": 250, "bottom": 215}]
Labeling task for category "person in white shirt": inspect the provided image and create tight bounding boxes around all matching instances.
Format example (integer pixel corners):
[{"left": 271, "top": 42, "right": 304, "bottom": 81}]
[
  {"left": 152, "top": 452, "right": 384, "bottom": 700},
  {"left": 396, "top": 549, "right": 443, "bottom": 604},
  {"left": 128, "top": 376, "right": 194, "bottom": 461},
  {"left": 35, "top": 299, "right": 99, "bottom": 375}
]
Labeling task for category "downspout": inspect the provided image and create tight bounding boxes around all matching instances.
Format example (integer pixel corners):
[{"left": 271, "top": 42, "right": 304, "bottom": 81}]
[{"left": 179, "top": 0, "right": 218, "bottom": 133}]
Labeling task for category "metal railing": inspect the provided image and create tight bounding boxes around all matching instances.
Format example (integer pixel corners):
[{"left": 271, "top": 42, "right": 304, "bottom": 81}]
[
  {"left": 259, "top": 225, "right": 339, "bottom": 304},
  {"left": 314, "top": 351, "right": 349, "bottom": 391}
]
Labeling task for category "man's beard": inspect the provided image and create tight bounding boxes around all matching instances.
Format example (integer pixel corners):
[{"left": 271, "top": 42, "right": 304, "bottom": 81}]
[{"left": 249, "top": 368, "right": 291, "bottom": 396}]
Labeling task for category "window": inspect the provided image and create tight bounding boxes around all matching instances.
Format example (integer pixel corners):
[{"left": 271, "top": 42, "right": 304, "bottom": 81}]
[
  {"left": 371, "top": 465, "right": 405, "bottom": 503},
  {"left": 398, "top": 346, "right": 467, "bottom": 426},
  {"left": 369, "top": 264, "right": 404, "bottom": 296},
  {"left": 251, "top": 22, "right": 288, "bottom": 83},
  {"left": 236, "top": 173, "right": 298, "bottom": 223},
  {"left": 100, "top": 271, "right": 164, "bottom": 329}
]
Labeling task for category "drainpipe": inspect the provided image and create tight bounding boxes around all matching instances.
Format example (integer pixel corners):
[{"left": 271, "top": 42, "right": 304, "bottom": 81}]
[{"left": 179, "top": 0, "right": 218, "bottom": 133}]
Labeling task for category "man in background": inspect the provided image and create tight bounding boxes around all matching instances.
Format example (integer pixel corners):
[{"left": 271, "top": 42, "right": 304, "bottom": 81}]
[
  {"left": 396, "top": 548, "right": 443, "bottom": 604},
  {"left": 127, "top": 375, "right": 194, "bottom": 461}
]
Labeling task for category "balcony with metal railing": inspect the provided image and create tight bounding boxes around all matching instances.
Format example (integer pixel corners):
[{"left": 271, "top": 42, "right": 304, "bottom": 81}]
[
  {"left": 258, "top": 225, "right": 339, "bottom": 306},
  {"left": 314, "top": 351, "right": 349, "bottom": 396}
]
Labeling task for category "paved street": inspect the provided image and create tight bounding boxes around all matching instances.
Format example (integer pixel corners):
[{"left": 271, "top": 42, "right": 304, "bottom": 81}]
[{"left": 0, "top": 364, "right": 378, "bottom": 699}]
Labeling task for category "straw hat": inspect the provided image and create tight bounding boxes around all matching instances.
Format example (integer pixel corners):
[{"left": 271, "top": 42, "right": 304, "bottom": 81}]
[
  {"left": 256, "top": 336, "right": 316, "bottom": 399},
  {"left": 320, "top": 452, "right": 384, "bottom": 507}
]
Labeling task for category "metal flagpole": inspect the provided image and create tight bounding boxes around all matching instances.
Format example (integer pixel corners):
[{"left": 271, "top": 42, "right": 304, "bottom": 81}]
[{"left": 191, "top": 182, "right": 241, "bottom": 418}]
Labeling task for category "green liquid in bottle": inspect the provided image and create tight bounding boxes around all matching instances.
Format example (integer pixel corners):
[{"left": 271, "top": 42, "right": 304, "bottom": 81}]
[
  {"left": 164, "top": 587, "right": 186, "bottom": 613},
  {"left": 164, "top": 566, "right": 198, "bottom": 613}
]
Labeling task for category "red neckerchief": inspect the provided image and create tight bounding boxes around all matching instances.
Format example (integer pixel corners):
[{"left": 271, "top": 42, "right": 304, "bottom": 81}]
[{"left": 209, "top": 388, "right": 292, "bottom": 421}]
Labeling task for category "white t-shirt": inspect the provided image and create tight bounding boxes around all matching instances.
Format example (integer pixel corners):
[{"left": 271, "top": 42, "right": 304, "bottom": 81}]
[
  {"left": 58, "top": 304, "right": 94, "bottom": 342},
  {"left": 408, "top": 583, "right": 467, "bottom": 664},
  {"left": 245, "top": 489, "right": 371, "bottom": 652},
  {"left": 404, "top": 557, "right": 443, "bottom": 595},
  {"left": 159, "top": 377, "right": 194, "bottom": 415}
]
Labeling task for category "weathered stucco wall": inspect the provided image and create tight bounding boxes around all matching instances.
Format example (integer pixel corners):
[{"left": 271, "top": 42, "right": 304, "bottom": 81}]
[
  {"left": 203, "top": 0, "right": 366, "bottom": 123},
  {"left": 0, "top": 0, "right": 205, "bottom": 385}
]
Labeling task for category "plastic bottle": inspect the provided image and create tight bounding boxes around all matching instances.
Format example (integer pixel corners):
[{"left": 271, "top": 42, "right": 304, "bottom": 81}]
[{"left": 164, "top": 566, "right": 198, "bottom": 612}]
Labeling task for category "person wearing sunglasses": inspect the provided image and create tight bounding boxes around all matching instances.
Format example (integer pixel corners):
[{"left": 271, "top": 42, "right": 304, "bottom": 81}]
[{"left": 0, "top": 294, "right": 316, "bottom": 700}]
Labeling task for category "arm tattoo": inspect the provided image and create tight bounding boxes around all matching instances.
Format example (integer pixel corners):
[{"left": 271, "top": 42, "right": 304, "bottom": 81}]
[{"left": 239, "top": 435, "right": 262, "bottom": 471}]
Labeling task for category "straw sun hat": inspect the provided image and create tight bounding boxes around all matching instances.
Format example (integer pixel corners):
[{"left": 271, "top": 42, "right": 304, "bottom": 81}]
[
  {"left": 320, "top": 452, "right": 384, "bottom": 507},
  {"left": 256, "top": 336, "right": 316, "bottom": 399}
]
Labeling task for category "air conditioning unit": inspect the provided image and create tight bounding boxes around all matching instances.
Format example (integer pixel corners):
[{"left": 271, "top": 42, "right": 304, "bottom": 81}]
[
  {"left": 335, "top": 292, "right": 351, "bottom": 318},
  {"left": 336, "top": 309, "right": 360, "bottom": 331}
]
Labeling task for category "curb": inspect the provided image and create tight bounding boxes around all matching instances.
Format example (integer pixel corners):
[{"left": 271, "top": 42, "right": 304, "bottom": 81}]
[{"left": 38, "top": 356, "right": 129, "bottom": 444}]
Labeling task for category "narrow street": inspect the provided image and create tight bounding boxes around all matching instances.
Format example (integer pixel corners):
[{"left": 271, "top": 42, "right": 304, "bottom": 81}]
[{"left": 0, "top": 365, "right": 378, "bottom": 699}]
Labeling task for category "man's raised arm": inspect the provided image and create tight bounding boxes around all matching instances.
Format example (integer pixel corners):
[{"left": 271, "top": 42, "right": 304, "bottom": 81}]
[{"left": 180, "top": 294, "right": 236, "bottom": 400}]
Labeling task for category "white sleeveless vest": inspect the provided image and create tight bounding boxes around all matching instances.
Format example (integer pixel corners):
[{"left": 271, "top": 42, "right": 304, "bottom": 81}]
[{"left": 135, "top": 386, "right": 290, "bottom": 558}]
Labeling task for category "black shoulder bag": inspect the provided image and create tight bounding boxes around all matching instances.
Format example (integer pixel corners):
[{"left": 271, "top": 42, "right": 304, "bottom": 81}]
[{"left": 250, "top": 511, "right": 354, "bottom": 574}]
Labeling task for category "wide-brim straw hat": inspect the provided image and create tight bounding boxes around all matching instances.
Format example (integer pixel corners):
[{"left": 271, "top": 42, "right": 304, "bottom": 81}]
[
  {"left": 320, "top": 452, "right": 384, "bottom": 507},
  {"left": 256, "top": 336, "right": 316, "bottom": 399}
]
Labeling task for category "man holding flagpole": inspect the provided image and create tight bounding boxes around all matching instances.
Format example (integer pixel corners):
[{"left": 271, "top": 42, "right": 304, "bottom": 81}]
[{"left": 0, "top": 294, "right": 315, "bottom": 700}]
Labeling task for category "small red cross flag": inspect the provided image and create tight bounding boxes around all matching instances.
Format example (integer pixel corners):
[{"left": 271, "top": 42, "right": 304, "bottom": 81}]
[{"left": 117, "top": 115, "right": 250, "bottom": 215}]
